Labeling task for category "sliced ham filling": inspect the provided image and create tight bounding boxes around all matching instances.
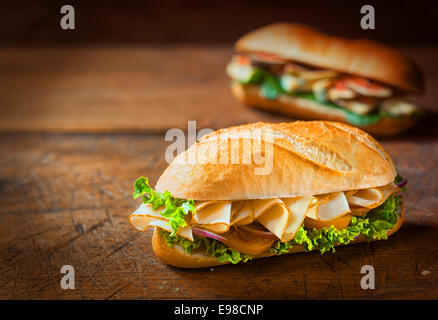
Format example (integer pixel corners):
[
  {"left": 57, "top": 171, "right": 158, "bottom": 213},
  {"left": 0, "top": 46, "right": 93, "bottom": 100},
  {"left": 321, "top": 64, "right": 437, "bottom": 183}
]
[{"left": 129, "top": 182, "right": 398, "bottom": 253}]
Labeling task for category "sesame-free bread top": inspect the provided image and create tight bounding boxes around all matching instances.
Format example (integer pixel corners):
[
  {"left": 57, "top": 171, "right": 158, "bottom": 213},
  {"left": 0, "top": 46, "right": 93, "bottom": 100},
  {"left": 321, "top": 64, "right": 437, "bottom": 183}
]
[{"left": 155, "top": 121, "right": 397, "bottom": 200}]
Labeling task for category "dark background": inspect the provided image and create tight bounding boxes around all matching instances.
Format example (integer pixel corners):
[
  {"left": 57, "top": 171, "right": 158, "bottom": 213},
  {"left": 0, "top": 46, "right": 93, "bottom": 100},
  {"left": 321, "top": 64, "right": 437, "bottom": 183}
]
[{"left": 1, "top": 0, "right": 438, "bottom": 45}]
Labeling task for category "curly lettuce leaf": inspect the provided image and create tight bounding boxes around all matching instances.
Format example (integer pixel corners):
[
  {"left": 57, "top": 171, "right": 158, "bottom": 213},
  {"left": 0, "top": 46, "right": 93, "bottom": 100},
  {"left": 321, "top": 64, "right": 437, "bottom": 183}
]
[
  {"left": 270, "top": 194, "right": 403, "bottom": 255},
  {"left": 133, "top": 177, "right": 195, "bottom": 236},
  {"left": 161, "top": 230, "right": 252, "bottom": 264},
  {"left": 133, "top": 177, "right": 165, "bottom": 209},
  {"left": 161, "top": 230, "right": 202, "bottom": 253},
  {"left": 270, "top": 239, "right": 294, "bottom": 255},
  {"left": 203, "top": 236, "right": 252, "bottom": 264}
]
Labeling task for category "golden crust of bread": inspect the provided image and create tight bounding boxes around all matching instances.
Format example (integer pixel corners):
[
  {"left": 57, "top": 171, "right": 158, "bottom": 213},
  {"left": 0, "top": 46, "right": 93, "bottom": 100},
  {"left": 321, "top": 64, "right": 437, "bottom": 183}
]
[
  {"left": 235, "top": 23, "right": 423, "bottom": 93},
  {"left": 151, "top": 204, "right": 404, "bottom": 268},
  {"left": 155, "top": 120, "right": 396, "bottom": 201},
  {"left": 231, "top": 82, "right": 418, "bottom": 136}
]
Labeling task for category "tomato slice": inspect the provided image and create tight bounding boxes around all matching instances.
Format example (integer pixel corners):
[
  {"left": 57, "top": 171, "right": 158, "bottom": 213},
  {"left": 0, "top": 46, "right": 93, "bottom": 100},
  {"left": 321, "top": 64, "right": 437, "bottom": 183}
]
[
  {"left": 334, "top": 79, "right": 348, "bottom": 91},
  {"left": 233, "top": 54, "right": 251, "bottom": 66},
  {"left": 344, "top": 77, "right": 392, "bottom": 97},
  {"left": 347, "top": 77, "right": 384, "bottom": 89}
]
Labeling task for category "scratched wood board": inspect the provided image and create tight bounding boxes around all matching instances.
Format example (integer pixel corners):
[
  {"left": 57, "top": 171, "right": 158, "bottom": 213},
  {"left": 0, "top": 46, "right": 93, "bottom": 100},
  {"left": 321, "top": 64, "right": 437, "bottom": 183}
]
[
  {"left": 0, "top": 47, "right": 291, "bottom": 133},
  {"left": 0, "top": 132, "right": 437, "bottom": 299},
  {"left": 0, "top": 47, "right": 436, "bottom": 133},
  {"left": 0, "top": 46, "right": 438, "bottom": 299}
]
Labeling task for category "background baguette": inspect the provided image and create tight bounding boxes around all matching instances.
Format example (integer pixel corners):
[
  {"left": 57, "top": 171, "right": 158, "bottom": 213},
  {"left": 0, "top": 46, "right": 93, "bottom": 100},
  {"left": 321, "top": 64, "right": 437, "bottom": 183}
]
[
  {"left": 231, "top": 82, "right": 418, "bottom": 136},
  {"left": 235, "top": 23, "right": 423, "bottom": 93},
  {"left": 151, "top": 204, "right": 404, "bottom": 268}
]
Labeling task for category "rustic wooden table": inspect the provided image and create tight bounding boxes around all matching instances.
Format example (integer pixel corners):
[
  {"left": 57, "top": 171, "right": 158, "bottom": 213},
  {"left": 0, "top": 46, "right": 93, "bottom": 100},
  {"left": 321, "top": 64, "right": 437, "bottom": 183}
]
[{"left": 0, "top": 46, "right": 437, "bottom": 299}]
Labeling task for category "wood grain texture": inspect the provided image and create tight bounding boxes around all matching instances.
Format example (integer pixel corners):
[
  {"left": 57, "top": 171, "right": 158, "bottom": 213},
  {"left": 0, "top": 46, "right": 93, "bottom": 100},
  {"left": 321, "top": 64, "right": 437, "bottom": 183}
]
[
  {"left": 0, "top": 46, "right": 436, "bottom": 133},
  {"left": 0, "top": 46, "right": 437, "bottom": 299},
  {"left": 0, "top": 47, "right": 289, "bottom": 133},
  {"left": 0, "top": 132, "right": 437, "bottom": 299}
]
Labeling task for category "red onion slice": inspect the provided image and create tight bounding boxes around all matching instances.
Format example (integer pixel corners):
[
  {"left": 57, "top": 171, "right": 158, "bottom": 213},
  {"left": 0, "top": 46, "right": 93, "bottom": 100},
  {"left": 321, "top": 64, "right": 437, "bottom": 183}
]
[
  {"left": 192, "top": 227, "right": 228, "bottom": 244},
  {"left": 396, "top": 178, "right": 408, "bottom": 188},
  {"left": 239, "top": 225, "right": 277, "bottom": 239}
]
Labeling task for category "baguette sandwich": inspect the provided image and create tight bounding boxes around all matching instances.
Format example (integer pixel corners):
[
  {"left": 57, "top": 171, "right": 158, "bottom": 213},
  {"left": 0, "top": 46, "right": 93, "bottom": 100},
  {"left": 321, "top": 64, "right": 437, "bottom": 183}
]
[
  {"left": 129, "top": 121, "right": 407, "bottom": 268},
  {"left": 226, "top": 23, "right": 424, "bottom": 136}
]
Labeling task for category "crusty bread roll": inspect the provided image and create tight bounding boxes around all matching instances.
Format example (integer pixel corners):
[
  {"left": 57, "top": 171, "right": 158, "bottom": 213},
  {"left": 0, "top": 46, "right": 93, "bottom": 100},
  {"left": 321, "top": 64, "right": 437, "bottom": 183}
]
[
  {"left": 156, "top": 121, "right": 396, "bottom": 200},
  {"left": 141, "top": 121, "right": 405, "bottom": 268},
  {"left": 235, "top": 23, "right": 423, "bottom": 93},
  {"left": 231, "top": 82, "right": 418, "bottom": 136},
  {"left": 152, "top": 204, "right": 404, "bottom": 268}
]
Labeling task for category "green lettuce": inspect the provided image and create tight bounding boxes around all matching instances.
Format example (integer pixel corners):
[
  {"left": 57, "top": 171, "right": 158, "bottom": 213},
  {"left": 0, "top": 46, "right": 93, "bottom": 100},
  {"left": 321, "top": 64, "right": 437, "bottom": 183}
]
[
  {"left": 161, "top": 230, "right": 252, "bottom": 264},
  {"left": 133, "top": 177, "right": 195, "bottom": 236},
  {"left": 270, "top": 194, "right": 403, "bottom": 255},
  {"left": 260, "top": 74, "right": 285, "bottom": 100},
  {"left": 344, "top": 109, "right": 381, "bottom": 126}
]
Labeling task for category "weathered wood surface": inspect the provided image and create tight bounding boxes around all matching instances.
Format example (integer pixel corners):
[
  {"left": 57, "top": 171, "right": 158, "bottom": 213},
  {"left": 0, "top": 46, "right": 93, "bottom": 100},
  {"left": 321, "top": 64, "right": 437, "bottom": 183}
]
[
  {"left": 0, "top": 46, "right": 437, "bottom": 299},
  {"left": 0, "top": 47, "right": 290, "bottom": 133},
  {"left": 0, "top": 46, "right": 436, "bottom": 133}
]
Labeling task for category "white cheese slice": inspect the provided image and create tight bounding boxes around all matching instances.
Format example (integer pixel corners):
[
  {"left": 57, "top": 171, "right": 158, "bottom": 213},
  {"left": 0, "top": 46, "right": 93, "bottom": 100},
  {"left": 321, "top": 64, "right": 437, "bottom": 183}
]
[
  {"left": 347, "top": 188, "right": 383, "bottom": 209},
  {"left": 380, "top": 182, "right": 398, "bottom": 203},
  {"left": 315, "top": 192, "right": 351, "bottom": 221},
  {"left": 347, "top": 182, "right": 397, "bottom": 209},
  {"left": 147, "top": 219, "right": 194, "bottom": 241},
  {"left": 255, "top": 201, "right": 290, "bottom": 241},
  {"left": 251, "top": 198, "right": 285, "bottom": 219},
  {"left": 231, "top": 201, "right": 254, "bottom": 226},
  {"left": 129, "top": 203, "right": 167, "bottom": 231},
  {"left": 129, "top": 203, "right": 194, "bottom": 241},
  {"left": 129, "top": 214, "right": 154, "bottom": 232},
  {"left": 130, "top": 203, "right": 167, "bottom": 221},
  {"left": 281, "top": 196, "right": 314, "bottom": 241},
  {"left": 191, "top": 201, "right": 232, "bottom": 234},
  {"left": 304, "top": 197, "right": 320, "bottom": 220}
]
